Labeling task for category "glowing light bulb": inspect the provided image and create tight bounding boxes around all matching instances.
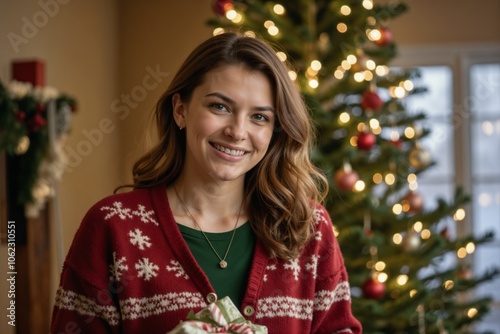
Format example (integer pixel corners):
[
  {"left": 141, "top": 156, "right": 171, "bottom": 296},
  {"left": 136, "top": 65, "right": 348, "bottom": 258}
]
[
  {"left": 457, "top": 247, "right": 467, "bottom": 258},
  {"left": 413, "top": 221, "right": 423, "bottom": 233},
  {"left": 264, "top": 20, "right": 275, "bottom": 28},
  {"left": 354, "top": 180, "right": 365, "bottom": 192},
  {"left": 339, "top": 112, "right": 350, "bottom": 124},
  {"left": 276, "top": 51, "right": 287, "bottom": 62},
  {"left": 404, "top": 127, "right": 415, "bottom": 139},
  {"left": 354, "top": 72, "right": 364, "bottom": 82},
  {"left": 384, "top": 173, "right": 395, "bottom": 185},
  {"left": 377, "top": 272, "right": 388, "bottom": 283},
  {"left": 213, "top": 27, "right": 225, "bottom": 36},
  {"left": 375, "top": 65, "right": 389, "bottom": 76},
  {"left": 273, "top": 4, "right": 285, "bottom": 15},
  {"left": 226, "top": 9, "right": 237, "bottom": 20},
  {"left": 467, "top": 308, "right": 478, "bottom": 318},
  {"left": 340, "top": 5, "right": 351, "bottom": 15},
  {"left": 337, "top": 23, "right": 347, "bottom": 33},
  {"left": 268, "top": 25, "right": 279, "bottom": 36},
  {"left": 454, "top": 208, "right": 466, "bottom": 221},
  {"left": 311, "top": 60, "right": 322, "bottom": 71},
  {"left": 444, "top": 280, "right": 454, "bottom": 290},
  {"left": 334, "top": 70, "right": 344, "bottom": 79},
  {"left": 403, "top": 80, "right": 414, "bottom": 91},
  {"left": 466, "top": 242, "right": 475, "bottom": 254},
  {"left": 366, "top": 60, "right": 376, "bottom": 70},
  {"left": 397, "top": 274, "right": 408, "bottom": 286},
  {"left": 393, "top": 233, "right": 403, "bottom": 244},
  {"left": 375, "top": 261, "right": 386, "bottom": 271},
  {"left": 392, "top": 203, "right": 402, "bottom": 215},
  {"left": 288, "top": 70, "right": 297, "bottom": 81},
  {"left": 368, "top": 29, "right": 381, "bottom": 41},
  {"left": 308, "top": 79, "right": 319, "bottom": 89},
  {"left": 369, "top": 118, "right": 379, "bottom": 130},
  {"left": 421, "top": 229, "right": 431, "bottom": 239},
  {"left": 363, "top": 0, "right": 374, "bottom": 10},
  {"left": 373, "top": 173, "right": 383, "bottom": 184},
  {"left": 347, "top": 54, "right": 357, "bottom": 64},
  {"left": 364, "top": 71, "right": 374, "bottom": 81}
]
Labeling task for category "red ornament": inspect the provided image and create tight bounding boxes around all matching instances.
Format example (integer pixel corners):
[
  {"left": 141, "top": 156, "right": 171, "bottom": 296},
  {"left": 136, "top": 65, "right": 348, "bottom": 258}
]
[
  {"left": 402, "top": 191, "right": 424, "bottom": 213},
  {"left": 362, "top": 276, "right": 386, "bottom": 299},
  {"left": 212, "top": 0, "right": 234, "bottom": 15},
  {"left": 457, "top": 267, "right": 473, "bottom": 279},
  {"left": 389, "top": 139, "right": 403, "bottom": 149},
  {"left": 29, "top": 113, "right": 47, "bottom": 132},
  {"left": 356, "top": 131, "right": 376, "bottom": 150},
  {"left": 334, "top": 164, "right": 359, "bottom": 191},
  {"left": 375, "top": 27, "right": 393, "bottom": 46},
  {"left": 440, "top": 227, "right": 451, "bottom": 241},
  {"left": 36, "top": 103, "right": 45, "bottom": 114},
  {"left": 15, "top": 110, "right": 26, "bottom": 121},
  {"left": 361, "top": 90, "right": 383, "bottom": 111}
]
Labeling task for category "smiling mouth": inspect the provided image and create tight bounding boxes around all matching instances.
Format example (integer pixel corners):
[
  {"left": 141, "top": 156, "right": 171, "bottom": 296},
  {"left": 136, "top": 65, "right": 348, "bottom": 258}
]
[{"left": 212, "top": 143, "right": 247, "bottom": 156}]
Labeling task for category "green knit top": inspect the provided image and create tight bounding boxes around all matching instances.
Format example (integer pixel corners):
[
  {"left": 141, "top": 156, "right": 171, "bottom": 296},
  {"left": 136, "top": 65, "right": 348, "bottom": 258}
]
[{"left": 177, "top": 222, "right": 256, "bottom": 308}]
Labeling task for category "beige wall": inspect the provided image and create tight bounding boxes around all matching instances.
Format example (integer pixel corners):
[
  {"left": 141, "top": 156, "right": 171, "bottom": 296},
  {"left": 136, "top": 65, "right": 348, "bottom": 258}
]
[
  {"left": 118, "top": 0, "right": 214, "bottom": 181},
  {"left": 0, "top": 0, "right": 120, "bottom": 333},
  {"left": 0, "top": 1, "right": 499, "bottom": 333},
  {"left": 386, "top": 0, "right": 500, "bottom": 46}
]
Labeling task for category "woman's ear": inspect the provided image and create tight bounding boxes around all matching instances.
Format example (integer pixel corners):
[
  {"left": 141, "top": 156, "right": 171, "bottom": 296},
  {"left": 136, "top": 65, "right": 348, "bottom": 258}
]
[{"left": 172, "top": 93, "right": 186, "bottom": 129}]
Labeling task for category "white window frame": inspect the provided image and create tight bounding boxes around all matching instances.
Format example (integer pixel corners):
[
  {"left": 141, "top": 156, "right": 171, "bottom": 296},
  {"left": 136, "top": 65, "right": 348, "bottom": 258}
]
[{"left": 392, "top": 44, "right": 500, "bottom": 332}]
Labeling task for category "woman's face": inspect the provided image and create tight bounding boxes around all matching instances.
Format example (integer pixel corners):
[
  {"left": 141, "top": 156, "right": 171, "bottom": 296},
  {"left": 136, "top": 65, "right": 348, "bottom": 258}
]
[{"left": 173, "top": 65, "right": 276, "bottom": 184}]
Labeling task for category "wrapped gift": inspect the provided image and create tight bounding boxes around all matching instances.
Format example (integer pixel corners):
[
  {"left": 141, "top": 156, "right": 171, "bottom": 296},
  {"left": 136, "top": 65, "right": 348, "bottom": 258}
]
[{"left": 168, "top": 297, "right": 267, "bottom": 334}]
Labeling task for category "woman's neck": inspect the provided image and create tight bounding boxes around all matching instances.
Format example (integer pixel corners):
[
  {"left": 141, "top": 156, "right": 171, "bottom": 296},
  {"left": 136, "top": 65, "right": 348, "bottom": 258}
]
[{"left": 168, "top": 178, "right": 246, "bottom": 232}]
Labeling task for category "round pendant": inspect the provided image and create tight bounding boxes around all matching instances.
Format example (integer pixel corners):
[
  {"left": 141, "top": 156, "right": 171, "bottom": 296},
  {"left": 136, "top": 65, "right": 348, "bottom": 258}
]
[{"left": 219, "top": 260, "right": 228, "bottom": 269}]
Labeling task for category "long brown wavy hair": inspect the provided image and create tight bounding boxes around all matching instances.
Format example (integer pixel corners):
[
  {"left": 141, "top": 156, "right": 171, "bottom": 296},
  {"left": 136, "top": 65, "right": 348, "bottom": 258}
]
[{"left": 131, "top": 32, "right": 328, "bottom": 260}]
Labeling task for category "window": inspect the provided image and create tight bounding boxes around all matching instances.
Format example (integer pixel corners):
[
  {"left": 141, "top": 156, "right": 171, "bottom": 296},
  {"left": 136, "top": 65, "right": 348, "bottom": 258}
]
[{"left": 394, "top": 46, "right": 500, "bottom": 333}]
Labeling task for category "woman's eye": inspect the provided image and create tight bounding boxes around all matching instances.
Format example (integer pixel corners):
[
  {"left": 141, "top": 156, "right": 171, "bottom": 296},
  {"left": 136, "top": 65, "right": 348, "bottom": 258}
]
[
  {"left": 252, "top": 113, "right": 269, "bottom": 122},
  {"left": 211, "top": 103, "right": 228, "bottom": 112}
]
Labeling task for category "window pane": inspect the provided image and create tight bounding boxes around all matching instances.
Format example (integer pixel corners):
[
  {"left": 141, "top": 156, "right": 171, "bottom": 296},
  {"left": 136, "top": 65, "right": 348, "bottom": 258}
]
[
  {"left": 471, "top": 119, "right": 500, "bottom": 178},
  {"left": 406, "top": 66, "right": 453, "bottom": 118},
  {"left": 417, "top": 182, "right": 454, "bottom": 211},
  {"left": 474, "top": 246, "right": 500, "bottom": 302},
  {"left": 470, "top": 64, "right": 500, "bottom": 117},
  {"left": 419, "top": 121, "right": 454, "bottom": 179},
  {"left": 473, "top": 183, "right": 500, "bottom": 242}
]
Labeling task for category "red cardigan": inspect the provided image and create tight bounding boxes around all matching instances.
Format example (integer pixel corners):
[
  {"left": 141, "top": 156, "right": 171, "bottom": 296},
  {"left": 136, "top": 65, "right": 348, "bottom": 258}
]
[{"left": 50, "top": 185, "right": 362, "bottom": 333}]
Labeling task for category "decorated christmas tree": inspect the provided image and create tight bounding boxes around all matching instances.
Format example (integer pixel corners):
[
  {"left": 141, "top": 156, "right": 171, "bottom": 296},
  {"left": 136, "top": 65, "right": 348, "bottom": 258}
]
[{"left": 207, "top": 0, "right": 499, "bottom": 333}]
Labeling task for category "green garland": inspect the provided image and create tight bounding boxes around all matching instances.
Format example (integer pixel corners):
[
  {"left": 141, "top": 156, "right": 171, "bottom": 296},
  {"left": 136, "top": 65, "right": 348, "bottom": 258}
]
[{"left": 0, "top": 81, "right": 77, "bottom": 205}]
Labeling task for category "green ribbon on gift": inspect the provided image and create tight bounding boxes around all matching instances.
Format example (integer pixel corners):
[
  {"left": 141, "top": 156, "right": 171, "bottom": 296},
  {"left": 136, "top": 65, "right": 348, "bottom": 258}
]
[{"left": 181, "top": 296, "right": 267, "bottom": 334}]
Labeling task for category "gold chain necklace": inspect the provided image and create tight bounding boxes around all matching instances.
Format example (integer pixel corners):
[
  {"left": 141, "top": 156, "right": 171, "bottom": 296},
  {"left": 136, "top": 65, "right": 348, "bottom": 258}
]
[{"left": 173, "top": 186, "right": 242, "bottom": 269}]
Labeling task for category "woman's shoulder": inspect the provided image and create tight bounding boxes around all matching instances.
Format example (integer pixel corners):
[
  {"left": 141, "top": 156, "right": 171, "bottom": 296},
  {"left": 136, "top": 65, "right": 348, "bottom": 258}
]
[{"left": 83, "top": 186, "right": 160, "bottom": 224}]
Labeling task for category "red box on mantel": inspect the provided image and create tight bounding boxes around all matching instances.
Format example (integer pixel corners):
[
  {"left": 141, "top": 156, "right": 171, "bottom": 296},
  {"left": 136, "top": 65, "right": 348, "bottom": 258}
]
[{"left": 11, "top": 60, "right": 45, "bottom": 86}]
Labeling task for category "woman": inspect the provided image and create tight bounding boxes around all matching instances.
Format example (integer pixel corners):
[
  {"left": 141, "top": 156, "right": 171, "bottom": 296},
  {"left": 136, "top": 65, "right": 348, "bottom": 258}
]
[{"left": 51, "top": 32, "right": 362, "bottom": 333}]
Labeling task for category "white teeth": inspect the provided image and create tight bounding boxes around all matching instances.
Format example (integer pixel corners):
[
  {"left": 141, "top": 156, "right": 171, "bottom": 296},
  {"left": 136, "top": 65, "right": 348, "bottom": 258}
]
[{"left": 214, "top": 144, "right": 245, "bottom": 156}]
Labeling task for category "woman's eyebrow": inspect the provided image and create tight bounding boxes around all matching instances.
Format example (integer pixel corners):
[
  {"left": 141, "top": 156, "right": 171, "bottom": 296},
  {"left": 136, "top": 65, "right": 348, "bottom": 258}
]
[{"left": 205, "top": 92, "right": 275, "bottom": 113}]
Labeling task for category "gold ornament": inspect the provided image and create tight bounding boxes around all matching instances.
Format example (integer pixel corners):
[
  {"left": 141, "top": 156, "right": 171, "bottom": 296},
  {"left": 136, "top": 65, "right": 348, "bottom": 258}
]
[
  {"left": 14, "top": 135, "right": 30, "bottom": 155},
  {"left": 408, "top": 143, "right": 431, "bottom": 169}
]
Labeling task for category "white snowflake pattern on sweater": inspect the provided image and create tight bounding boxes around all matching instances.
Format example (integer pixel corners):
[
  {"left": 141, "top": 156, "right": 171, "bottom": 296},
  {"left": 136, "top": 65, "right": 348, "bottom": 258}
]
[
  {"left": 305, "top": 255, "right": 319, "bottom": 279},
  {"left": 132, "top": 204, "right": 158, "bottom": 226},
  {"left": 101, "top": 201, "right": 158, "bottom": 226},
  {"left": 166, "top": 260, "right": 189, "bottom": 280},
  {"left": 129, "top": 228, "right": 152, "bottom": 250},
  {"left": 101, "top": 201, "right": 133, "bottom": 220},
  {"left": 109, "top": 252, "right": 129, "bottom": 282},
  {"left": 284, "top": 258, "right": 301, "bottom": 281},
  {"left": 135, "top": 258, "right": 159, "bottom": 281},
  {"left": 263, "top": 264, "right": 277, "bottom": 282},
  {"left": 313, "top": 207, "right": 329, "bottom": 226}
]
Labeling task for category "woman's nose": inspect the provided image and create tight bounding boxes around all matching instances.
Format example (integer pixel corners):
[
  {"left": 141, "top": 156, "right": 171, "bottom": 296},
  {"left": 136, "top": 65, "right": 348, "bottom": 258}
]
[{"left": 223, "top": 116, "right": 247, "bottom": 141}]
